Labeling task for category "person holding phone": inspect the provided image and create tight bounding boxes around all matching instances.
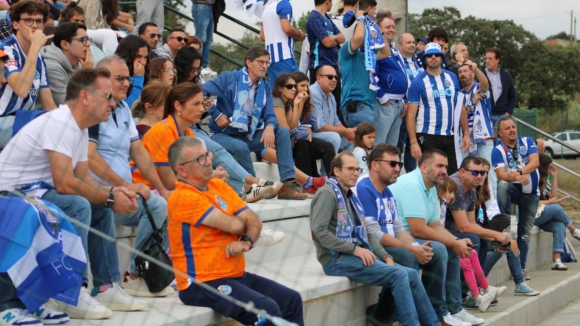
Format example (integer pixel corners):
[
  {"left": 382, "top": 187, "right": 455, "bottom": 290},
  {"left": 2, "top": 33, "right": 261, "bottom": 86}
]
[{"left": 534, "top": 153, "right": 580, "bottom": 270}]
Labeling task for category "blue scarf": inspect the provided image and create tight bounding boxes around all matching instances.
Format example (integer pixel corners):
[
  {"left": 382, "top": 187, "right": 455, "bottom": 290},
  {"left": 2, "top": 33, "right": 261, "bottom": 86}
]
[
  {"left": 230, "top": 67, "right": 266, "bottom": 141},
  {"left": 327, "top": 177, "right": 371, "bottom": 251},
  {"left": 502, "top": 137, "right": 525, "bottom": 170},
  {"left": 463, "top": 84, "right": 493, "bottom": 155}
]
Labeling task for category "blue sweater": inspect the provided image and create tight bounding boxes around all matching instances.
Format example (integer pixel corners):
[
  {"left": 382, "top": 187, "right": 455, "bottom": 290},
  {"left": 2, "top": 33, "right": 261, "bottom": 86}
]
[{"left": 204, "top": 70, "right": 279, "bottom": 136}]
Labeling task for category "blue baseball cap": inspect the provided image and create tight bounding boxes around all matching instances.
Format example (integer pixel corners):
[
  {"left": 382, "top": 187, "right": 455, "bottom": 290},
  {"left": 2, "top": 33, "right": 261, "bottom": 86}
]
[
  {"left": 421, "top": 42, "right": 444, "bottom": 62},
  {"left": 417, "top": 36, "right": 428, "bottom": 44}
]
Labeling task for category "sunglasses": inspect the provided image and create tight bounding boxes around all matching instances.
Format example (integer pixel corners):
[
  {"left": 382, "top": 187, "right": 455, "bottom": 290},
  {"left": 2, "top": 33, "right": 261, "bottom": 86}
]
[
  {"left": 283, "top": 84, "right": 297, "bottom": 90},
  {"left": 464, "top": 168, "right": 487, "bottom": 176},
  {"left": 321, "top": 74, "right": 337, "bottom": 80},
  {"left": 149, "top": 33, "right": 162, "bottom": 39},
  {"left": 170, "top": 36, "right": 187, "bottom": 43},
  {"left": 375, "top": 160, "right": 404, "bottom": 168},
  {"left": 94, "top": 92, "right": 114, "bottom": 102},
  {"left": 425, "top": 54, "right": 440, "bottom": 58}
]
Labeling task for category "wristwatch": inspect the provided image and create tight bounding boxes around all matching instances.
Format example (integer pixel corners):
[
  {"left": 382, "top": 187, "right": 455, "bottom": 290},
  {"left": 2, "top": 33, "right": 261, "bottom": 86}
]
[
  {"left": 104, "top": 191, "right": 115, "bottom": 208},
  {"left": 240, "top": 235, "right": 254, "bottom": 250},
  {"left": 517, "top": 168, "right": 523, "bottom": 175}
]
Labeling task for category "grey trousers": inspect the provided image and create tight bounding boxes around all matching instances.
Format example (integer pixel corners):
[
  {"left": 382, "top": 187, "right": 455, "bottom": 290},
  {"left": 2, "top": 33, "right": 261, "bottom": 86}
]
[{"left": 134, "top": 0, "right": 164, "bottom": 40}]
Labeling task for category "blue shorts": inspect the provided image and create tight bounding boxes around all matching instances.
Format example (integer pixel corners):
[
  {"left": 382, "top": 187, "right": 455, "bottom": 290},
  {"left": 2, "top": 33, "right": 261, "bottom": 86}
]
[{"left": 268, "top": 58, "right": 298, "bottom": 86}]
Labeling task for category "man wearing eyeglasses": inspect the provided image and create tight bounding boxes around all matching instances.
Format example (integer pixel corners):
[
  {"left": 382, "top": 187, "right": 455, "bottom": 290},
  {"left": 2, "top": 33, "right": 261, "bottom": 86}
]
[
  {"left": 138, "top": 22, "right": 161, "bottom": 51},
  {"left": 89, "top": 56, "right": 174, "bottom": 297},
  {"left": 0, "top": 1, "right": 57, "bottom": 149},
  {"left": 42, "top": 22, "right": 93, "bottom": 106},
  {"left": 310, "top": 151, "right": 439, "bottom": 326},
  {"left": 153, "top": 28, "right": 186, "bottom": 60}
]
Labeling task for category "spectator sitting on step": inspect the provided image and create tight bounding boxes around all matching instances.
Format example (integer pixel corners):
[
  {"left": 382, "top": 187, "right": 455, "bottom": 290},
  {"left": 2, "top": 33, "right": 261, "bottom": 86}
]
[
  {"left": 166, "top": 136, "right": 304, "bottom": 325},
  {"left": 59, "top": 2, "right": 119, "bottom": 54},
  {"left": 132, "top": 80, "right": 171, "bottom": 138},
  {"left": 114, "top": 35, "right": 149, "bottom": 107},
  {"left": 153, "top": 28, "right": 186, "bottom": 60},
  {"left": 174, "top": 46, "right": 202, "bottom": 84},
  {"left": 272, "top": 73, "right": 335, "bottom": 193},
  {"left": 187, "top": 35, "right": 202, "bottom": 53},
  {"left": 204, "top": 47, "right": 327, "bottom": 198},
  {"left": 138, "top": 22, "right": 160, "bottom": 52},
  {"left": 148, "top": 57, "right": 177, "bottom": 87}
]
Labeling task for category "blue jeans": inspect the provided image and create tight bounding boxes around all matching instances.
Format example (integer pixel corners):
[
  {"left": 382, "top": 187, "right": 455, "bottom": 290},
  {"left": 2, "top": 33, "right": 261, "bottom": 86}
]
[
  {"left": 534, "top": 204, "right": 571, "bottom": 253},
  {"left": 415, "top": 239, "right": 462, "bottom": 318},
  {"left": 191, "top": 3, "right": 214, "bottom": 68},
  {"left": 211, "top": 127, "right": 295, "bottom": 181},
  {"left": 374, "top": 100, "right": 404, "bottom": 146},
  {"left": 113, "top": 195, "right": 167, "bottom": 274},
  {"left": 397, "top": 120, "right": 416, "bottom": 173},
  {"left": 323, "top": 253, "right": 440, "bottom": 326},
  {"left": 340, "top": 102, "right": 375, "bottom": 128},
  {"left": 41, "top": 190, "right": 121, "bottom": 287},
  {"left": 484, "top": 249, "right": 525, "bottom": 285},
  {"left": 384, "top": 246, "right": 416, "bottom": 268},
  {"left": 179, "top": 272, "right": 304, "bottom": 326},
  {"left": 496, "top": 181, "right": 539, "bottom": 270},
  {"left": 192, "top": 126, "right": 248, "bottom": 193}
]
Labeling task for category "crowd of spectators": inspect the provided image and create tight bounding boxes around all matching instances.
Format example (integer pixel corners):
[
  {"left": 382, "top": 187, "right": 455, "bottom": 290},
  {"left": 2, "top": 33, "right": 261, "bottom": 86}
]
[{"left": 0, "top": 0, "right": 577, "bottom": 326}]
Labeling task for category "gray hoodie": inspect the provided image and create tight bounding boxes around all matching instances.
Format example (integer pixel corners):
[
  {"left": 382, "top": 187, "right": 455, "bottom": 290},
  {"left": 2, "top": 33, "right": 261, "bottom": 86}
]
[
  {"left": 153, "top": 44, "right": 174, "bottom": 60},
  {"left": 41, "top": 43, "right": 82, "bottom": 106}
]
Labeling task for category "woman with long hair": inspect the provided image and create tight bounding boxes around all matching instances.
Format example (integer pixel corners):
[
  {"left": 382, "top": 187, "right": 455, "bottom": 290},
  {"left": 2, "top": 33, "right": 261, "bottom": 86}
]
[
  {"left": 533, "top": 153, "right": 580, "bottom": 270},
  {"left": 272, "top": 73, "right": 334, "bottom": 193},
  {"left": 132, "top": 80, "right": 172, "bottom": 138},
  {"left": 148, "top": 58, "right": 177, "bottom": 87},
  {"left": 174, "top": 46, "right": 202, "bottom": 84},
  {"left": 115, "top": 35, "right": 150, "bottom": 107}
]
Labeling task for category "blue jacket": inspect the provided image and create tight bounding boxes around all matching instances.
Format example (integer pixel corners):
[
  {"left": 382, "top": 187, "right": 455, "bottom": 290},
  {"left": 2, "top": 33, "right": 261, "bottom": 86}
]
[
  {"left": 204, "top": 70, "right": 279, "bottom": 136},
  {"left": 375, "top": 49, "right": 409, "bottom": 104}
]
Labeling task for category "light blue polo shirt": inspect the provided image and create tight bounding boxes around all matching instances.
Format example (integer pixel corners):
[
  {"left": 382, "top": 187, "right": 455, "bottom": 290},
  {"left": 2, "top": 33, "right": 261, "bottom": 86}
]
[
  {"left": 88, "top": 100, "right": 139, "bottom": 185},
  {"left": 388, "top": 168, "right": 440, "bottom": 234}
]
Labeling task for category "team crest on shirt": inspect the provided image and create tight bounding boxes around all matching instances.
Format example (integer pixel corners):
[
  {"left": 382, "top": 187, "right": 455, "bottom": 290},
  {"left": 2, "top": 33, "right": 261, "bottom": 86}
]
[
  {"left": 6, "top": 59, "right": 17, "bottom": 67},
  {"left": 217, "top": 285, "right": 232, "bottom": 295},
  {"left": 444, "top": 79, "right": 451, "bottom": 86},
  {"left": 34, "top": 71, "right": 40, "bottom": 80},
  {"left": 215, "top": 195, "right": 228, "bottom": 210},
  {"left": 336, "top": 213, "right": 352, "bottom": 237},
  {"left": 519, "top": 146, "right": 527, "bottom": 156}
]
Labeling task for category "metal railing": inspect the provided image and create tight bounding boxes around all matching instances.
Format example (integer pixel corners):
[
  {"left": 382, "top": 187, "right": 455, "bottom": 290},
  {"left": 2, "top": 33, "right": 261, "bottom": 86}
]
[{"left": 512, "top": 116, "right": 580, "bottom": 204}]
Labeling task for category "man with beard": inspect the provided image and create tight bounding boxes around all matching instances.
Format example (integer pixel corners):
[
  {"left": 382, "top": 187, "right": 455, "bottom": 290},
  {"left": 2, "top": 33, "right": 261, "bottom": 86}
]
[
  {"left": 310, "top": 151, "right": 440, "bottom": 326},
  {"left": 390, "top": 149, "right": 483, "bottom": 326},
  {"left": 406, "top": 43, "right": 470, "bottom": 175}
]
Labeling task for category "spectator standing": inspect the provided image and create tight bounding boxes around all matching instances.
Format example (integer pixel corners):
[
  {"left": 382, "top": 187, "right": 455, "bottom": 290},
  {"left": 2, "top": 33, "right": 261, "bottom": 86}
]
[
  {"left": 406, "top": 43, "right": 470, "bottom": 175},
  {"left": 447, "top": 42, "right": 469, "bottom": 76},
  {"left": 492, "top": 116, "right": 539, "bottom": 279},
  {"left": 415, "top": 27, "right": 449, "bottom": 69},
  {"left": 134, "top": 0, "right": 163, "bottom": 41},
  {"left": 191, "top": 0, "right": 217, "bottom": 76},
  {"left": 483, "top": 48, "right": 517, "bottom": 125},
  {"left": 115, "top": 35, "right": 149, "bottom": 107},
  {"left": 416, "top": 36, "right": 427, "bottom": 53},
  {"left": 259, "top": 0, "right": 304, "bottom": 86},
  {"left": 0, "top": 0, "right": 57, "bottom": 149},
  {"left": 138, "top": 22, "right": 161, "bottom": 50},
  {"left": 41, "top": 22, "right": 92, "bottom": 106},
  {"left": 330, "top": 0, "right": 358, "bottom": 44},
  {"left": 153, "top": 28, "right": 186, "bottom": 60}
]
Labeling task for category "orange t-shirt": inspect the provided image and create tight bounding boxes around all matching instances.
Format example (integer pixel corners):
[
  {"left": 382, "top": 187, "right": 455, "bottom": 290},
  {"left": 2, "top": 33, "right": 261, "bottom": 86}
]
[
  {"left": 168, "top": 179, "right": 249, "bottom": 289},
  {"left": 131, "top": 115, "right": 194, "bottom": 189}
]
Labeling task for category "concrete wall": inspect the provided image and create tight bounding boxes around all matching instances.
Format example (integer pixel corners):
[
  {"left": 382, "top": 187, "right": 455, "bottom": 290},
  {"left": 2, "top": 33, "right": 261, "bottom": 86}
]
[{"left": 376, "top": 0, "right": 407, "bottom": 35}]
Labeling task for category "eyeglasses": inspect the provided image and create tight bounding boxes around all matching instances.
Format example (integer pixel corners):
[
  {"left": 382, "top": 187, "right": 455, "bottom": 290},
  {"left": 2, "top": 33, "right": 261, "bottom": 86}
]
[
  {"left": 425, "top": 54, "right": 439, "bottom": 58},
  {"left": 283, "top": 84, "right": 297, "bottom": 90},
  {"left": 169, "top": 36, "right": 186, "bottom": 43},
  {"left": 321, "top": 74, "right": 337, "bottom": 81},
  {"left": 254, "top": 59, "right": 271, "bottom": 66},
  {"left": 179, "top": 151, "right": 214, "bottom": 166},
  {"left": 114, "top": 75, "right": 134, "bottom": 84},
  {"left": 463, "top": 168, "right": 487, "bottom": 176},
  {"left": 164, "top": 68, "right": 177, "bottom": 74},
  {"left": 72, "top": 36, "right": 92, "bottom": 45},
  {"left": 340, "top": 166, "right": 363, "bottom": 174},
  {"left": 374, "top": 160, "right": 404, "bottom": 168},
  {"left": 149, "top": 33, "right": 162, "bottom": 39},
  {"left": 93, "top": 92, "right": 114, "bottom": 102},
  {"left": 21, "top": 18, "right": 44, "bottom": 27}
]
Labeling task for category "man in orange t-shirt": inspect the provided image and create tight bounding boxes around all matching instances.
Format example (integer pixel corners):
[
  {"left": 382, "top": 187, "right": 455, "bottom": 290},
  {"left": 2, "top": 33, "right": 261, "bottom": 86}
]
[{"left": 166, "top": 136, "right": 304, "bottom": 326}]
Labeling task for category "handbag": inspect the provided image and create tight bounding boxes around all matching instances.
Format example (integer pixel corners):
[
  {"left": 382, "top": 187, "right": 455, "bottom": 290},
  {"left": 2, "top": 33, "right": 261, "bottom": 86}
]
[{"left": 135, "top": 197, "right": 174, "bottom": 293}]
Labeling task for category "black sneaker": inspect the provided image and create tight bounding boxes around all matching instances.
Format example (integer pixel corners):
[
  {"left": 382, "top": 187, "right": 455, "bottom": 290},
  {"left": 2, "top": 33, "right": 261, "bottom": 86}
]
[{"left": 490, "top": 299, "right": 498, "bottom": 307}]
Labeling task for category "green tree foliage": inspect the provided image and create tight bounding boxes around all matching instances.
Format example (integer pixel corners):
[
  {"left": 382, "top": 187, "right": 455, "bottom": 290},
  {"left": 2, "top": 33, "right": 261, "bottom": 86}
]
[{"left": 209, "top": 30, "right": 264, "bottom": 73}]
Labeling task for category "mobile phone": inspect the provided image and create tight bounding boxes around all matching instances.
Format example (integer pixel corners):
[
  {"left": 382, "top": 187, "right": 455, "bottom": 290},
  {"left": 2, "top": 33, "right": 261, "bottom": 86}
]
[
  {"left": 204, "top": 95, "right": 217, "bottom": 102},
  {"left": 468, "top": 243, "right": 479, "bottom": 248}
]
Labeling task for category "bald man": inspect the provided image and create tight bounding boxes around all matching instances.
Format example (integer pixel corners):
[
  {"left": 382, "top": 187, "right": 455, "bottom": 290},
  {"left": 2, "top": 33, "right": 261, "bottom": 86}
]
[
  {"left": 536, "top": 138, "right": 546, "bottom": 154},
  {"left": 376, "top": 7, "right": 396, "bottom": 21}
]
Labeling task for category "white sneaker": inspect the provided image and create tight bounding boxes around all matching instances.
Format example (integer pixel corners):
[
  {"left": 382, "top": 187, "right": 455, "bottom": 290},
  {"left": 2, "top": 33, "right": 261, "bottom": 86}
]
[
  {"left": 31, "top": 304, "right": 70, "bottom": 325},
  {"left": 452, "top": 308, "right": 484, "bottom": 325},
  {"left": 572, "top": 229, "right": 580, "bottom": 241},
  {"left": 245, "top": 184, "right": 274, "bottom": 203},
  {"left": 201, "top": 67, "right": 218, "bottom": 76},
  {"left": 477, "top": 287, "right": 496, "bottom": 312},
  {"left": 0, "top": 308, "right": 42, "bottom": 326},
  {"left": 255, "top": 226, "right": 285, "bottom": 247},
  {"left": 55, "top": 287, "right": 113, "bottom": 320},
  {"left": 94, "top": 283, "right": 148, "bottom": 311},
  {"left": 552, "top": 258, "right": 568, "bottom": 271},
  {"left": 442, "top": 312, "right": 471, "bottom": 326},
  {"left": 487, "top": 285, "right": 507, "bottom": 299},
  {"left": 121, "top": 277, "right": 174, "bottom": 297},
  {"left": 258, "top": 179, "right": 283, "bottom": 199}
]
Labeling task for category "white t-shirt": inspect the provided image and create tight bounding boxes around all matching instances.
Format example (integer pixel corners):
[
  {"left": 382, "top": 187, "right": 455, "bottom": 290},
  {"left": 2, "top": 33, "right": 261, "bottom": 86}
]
[{"left": 0, "top": 105, "right": 88, "bottom": 197}]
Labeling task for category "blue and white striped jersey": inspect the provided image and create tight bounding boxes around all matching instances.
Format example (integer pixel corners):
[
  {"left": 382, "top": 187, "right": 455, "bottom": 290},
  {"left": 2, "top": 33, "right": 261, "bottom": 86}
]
[
  {"left": 262, "top": 0, "right": 295, "bottom": 63},
  {"left": 491, "top": 136, "right": 540, "bottom": 196}
]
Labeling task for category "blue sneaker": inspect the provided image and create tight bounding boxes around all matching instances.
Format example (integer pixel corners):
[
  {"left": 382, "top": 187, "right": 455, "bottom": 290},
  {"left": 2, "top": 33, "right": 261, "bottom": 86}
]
[
  {"left": 0, "top": 308, "right": 42, "bottom": 326},
  {"left": 32, "top": 305, "right": 69, "bottom": 325},
  {"left": 514, "top": 281, "right": 540, "bottom": 296}
]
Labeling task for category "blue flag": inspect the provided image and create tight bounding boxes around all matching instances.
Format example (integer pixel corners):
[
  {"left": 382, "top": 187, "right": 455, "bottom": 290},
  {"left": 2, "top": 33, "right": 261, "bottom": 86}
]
[{"left": 0, "top": 197, "right": 87, "bottom": 312}]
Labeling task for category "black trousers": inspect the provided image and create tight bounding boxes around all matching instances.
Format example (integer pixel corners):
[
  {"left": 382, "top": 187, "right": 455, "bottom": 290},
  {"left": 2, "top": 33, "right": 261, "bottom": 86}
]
[
  {"left": 479, "top": 213, "right": 512, "bottom": 267},
  {"left": 417, "top": 133, "right": 458, "bottom": 174},
  {"left": 293, "top": 138, "right": 335, "bottom": 177}
]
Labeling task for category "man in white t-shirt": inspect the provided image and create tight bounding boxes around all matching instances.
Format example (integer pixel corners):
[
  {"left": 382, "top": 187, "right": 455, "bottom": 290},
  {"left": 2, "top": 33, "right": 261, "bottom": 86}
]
[{"left": 0, "top": 68, "right": 147, "bottom": 321}]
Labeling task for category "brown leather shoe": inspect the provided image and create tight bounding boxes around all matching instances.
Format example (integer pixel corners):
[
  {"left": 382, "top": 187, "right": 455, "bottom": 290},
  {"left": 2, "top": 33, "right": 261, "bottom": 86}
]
[{"left": 277, "top": 181, "right": 308, "bottom": 200}]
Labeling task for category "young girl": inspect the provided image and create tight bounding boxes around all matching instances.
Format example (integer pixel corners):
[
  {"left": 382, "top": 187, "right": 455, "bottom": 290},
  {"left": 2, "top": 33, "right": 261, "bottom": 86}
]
[
  {"left": 437, "top": 177, "right": 506, "bottom": 312},
  {"left": 352, "top": 123, "right": 376, "bottom": 176}
]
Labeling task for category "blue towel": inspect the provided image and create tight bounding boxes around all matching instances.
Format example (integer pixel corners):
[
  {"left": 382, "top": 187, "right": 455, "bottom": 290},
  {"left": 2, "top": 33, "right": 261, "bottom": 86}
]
[{"left": 352, "top": 14, "right": 384, "bottom": 91}]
